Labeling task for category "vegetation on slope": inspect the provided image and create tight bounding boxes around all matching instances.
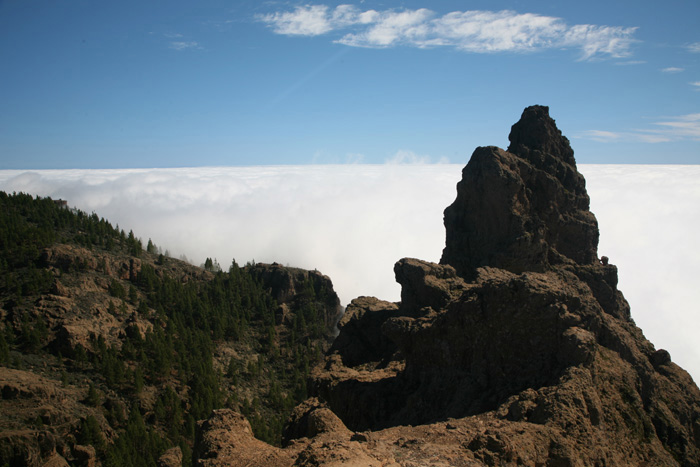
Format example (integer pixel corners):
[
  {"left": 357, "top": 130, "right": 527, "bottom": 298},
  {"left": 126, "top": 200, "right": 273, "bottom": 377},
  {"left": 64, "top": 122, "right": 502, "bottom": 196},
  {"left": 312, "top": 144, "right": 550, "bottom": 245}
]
[{"left": 0, "top": 192, "right": 337, "bottom": 466}]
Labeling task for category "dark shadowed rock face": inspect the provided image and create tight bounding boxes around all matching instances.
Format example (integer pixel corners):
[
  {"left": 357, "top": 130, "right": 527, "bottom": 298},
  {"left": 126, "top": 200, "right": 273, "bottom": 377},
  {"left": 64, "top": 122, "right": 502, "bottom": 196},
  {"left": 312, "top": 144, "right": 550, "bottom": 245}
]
[
  {"left": 507, "top": 104, "right": 576, "bottom": 167},
  {"left": 441, "top": 105, "right": 599, "bottom": 280}
]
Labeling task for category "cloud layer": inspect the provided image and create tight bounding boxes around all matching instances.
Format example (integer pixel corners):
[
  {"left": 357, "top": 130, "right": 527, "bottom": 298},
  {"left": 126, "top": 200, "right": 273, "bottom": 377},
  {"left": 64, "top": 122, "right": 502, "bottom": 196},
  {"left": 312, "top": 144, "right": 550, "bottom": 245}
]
[
  {"left": 258, "top": 5, "right": 637, "bottom": 60},
  {"left": 1, "top": 164, "right": 698, "bottom": 382}
]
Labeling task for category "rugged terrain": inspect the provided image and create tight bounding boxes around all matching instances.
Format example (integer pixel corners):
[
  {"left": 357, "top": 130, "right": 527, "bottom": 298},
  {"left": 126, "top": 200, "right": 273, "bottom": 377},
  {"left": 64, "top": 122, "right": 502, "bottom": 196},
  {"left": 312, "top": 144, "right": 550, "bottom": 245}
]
[
  {"left": 3, "top": 106, "right": 699, "bottom": 467},
  {"left": 193, "top": 106, "right": 700, "bottom": 466},
  {"left": 0, "top": 194, "right": 341, "bottom": 466}
]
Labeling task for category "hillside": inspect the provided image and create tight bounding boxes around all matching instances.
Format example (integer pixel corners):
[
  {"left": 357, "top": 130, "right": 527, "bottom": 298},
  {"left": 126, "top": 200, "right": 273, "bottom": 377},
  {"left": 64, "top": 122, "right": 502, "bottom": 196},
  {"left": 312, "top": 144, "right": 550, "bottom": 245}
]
[{"left": 0, "top": 192, "right": 341, "bottom": 466}]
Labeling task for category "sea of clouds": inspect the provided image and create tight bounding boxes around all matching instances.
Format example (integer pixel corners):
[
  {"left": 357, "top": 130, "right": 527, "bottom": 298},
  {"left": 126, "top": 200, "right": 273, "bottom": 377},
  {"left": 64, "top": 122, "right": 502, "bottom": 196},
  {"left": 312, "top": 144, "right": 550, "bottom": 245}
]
[{"left": 0, "top": 164, "right": 698, "bottom": 382}]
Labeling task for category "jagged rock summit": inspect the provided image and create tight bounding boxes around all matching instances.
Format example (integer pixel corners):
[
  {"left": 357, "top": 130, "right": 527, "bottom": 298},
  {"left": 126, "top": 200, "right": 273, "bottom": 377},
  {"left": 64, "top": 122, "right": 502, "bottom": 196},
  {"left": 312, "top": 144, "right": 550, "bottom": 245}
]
[
  {"left": 442, "top": 105, "right": 599, "bottom": 280},
  {"left": 195, "top": 106, "right": 700, "bottom": 466}
]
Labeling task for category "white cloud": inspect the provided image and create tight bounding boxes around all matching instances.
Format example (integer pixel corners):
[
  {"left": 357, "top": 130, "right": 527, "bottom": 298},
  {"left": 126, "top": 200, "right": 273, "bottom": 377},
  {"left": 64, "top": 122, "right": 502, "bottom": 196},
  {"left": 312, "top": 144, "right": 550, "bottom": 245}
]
[
  {"left": 338, "top": 8, "right": 434, "bottom": 48},
  {"left": 661, "top": 67, "right": 684, "bottom": 73},
  {"left": 258, "top": 5, "right": 333, "bottom": 36},
  {"left": 0, "top": 164, "right": 698, "bottom": 382},
  {"left": 581, "top": 113, "right": 700, "bottom": 143},
  {"left": 562, "top": 24, "right": 636, "bottom": 60},
  {"left": 582, "top": 164, "right": 700, "bottom": 383},
  {"left": 169, "top": 41, "right": 201, "bottom": 51},
  {"left": 652, "top": 113, "right": 700, "bottom": 139},
  {"left": 614, "top": 60, "right": 646, "bottom": 66},
  {"left": 686, "top": 42, "right": 700, "bottom": 53},
  {"left": 691, "top": 81, "right": 700, "bottom": 90},
  {"left": 258, "top": 5, "right": 637, "bottom": 60},
  {"left": 429, "top": 10, "right": 567, "bottom": 52}
]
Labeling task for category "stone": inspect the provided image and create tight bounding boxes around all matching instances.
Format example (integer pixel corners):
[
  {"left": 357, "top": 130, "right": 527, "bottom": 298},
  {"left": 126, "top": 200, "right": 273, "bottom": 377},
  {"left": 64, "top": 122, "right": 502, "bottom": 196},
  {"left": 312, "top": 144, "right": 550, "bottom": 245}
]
[
  {"left": 327, "top": 296, "right": 400, "bottom": 368},
  {"left": 282, "top": 398, "right": 351, "bottom": 446},
  {"left": 193, "top": 409, "right": 289, "bottom": 467}
]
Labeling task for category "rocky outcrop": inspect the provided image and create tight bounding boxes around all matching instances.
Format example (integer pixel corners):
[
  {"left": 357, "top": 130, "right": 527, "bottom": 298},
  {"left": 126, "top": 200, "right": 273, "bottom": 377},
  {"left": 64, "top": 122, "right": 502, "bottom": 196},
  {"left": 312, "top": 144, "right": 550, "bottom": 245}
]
[
  {"left": 194, "top": 409, "right": 289, "bottom": 467},
  {"left": 193, "top": 105, "right": 700, "bottom": 466},
  {"left": 327, "top": 296, "right": 400, "bottom": 368},
  {"left": 246, "top": 263, "right": 343, "bottom": 330},
  {"left": 282, "top": 397, "right": 351, "bottom": 445},
  {"left": 441, "top": 105, "right": 599, "bottom": 280},
  {"left": 157, "top": 446, "right": 183, "bottom": 467}
]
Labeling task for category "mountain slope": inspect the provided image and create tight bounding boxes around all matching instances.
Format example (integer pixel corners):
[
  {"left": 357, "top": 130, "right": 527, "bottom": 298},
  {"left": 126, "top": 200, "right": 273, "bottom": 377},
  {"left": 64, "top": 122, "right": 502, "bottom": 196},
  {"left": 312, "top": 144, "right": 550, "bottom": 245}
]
[{"left": 0, "top": 192, "right": 341, "bottom": 466}]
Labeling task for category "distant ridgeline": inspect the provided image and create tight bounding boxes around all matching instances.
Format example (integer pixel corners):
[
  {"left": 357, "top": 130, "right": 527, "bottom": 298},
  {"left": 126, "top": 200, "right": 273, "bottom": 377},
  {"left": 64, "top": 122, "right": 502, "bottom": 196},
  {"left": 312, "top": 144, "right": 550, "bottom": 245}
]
[{"left": 0, "top": 191, "right": 341, "bottom": 466}]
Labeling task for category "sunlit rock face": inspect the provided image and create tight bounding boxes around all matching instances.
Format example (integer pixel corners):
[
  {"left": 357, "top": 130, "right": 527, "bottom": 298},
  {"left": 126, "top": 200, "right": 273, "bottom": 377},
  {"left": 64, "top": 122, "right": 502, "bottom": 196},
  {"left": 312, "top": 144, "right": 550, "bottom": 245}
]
[{"left": 441, "top": 105, "right": 599, "bottom": 280}]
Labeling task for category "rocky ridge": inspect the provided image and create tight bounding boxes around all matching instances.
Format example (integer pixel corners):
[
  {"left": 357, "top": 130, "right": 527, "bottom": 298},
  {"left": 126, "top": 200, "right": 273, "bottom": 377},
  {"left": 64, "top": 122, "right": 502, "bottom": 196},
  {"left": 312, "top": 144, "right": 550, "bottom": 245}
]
[{"left": 194, "top": 106, "right": 700, "bottom": 466}]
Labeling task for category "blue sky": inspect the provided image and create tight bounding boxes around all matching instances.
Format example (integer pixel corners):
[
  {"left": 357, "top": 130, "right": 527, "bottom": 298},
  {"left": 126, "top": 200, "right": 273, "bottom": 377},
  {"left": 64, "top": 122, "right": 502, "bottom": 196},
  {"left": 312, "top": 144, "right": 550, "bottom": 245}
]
[{"left": 1, "top": 0, "right": 699, "bottom": 169}]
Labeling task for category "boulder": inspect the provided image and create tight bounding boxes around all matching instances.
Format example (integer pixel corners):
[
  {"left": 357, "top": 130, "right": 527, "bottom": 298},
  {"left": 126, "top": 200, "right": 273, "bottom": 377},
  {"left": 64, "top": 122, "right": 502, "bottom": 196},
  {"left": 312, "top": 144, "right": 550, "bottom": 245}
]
[
  {"left": 194, "top": 409, "right": 288, "bottom": 467},
  {"left": 282, "top": 398, "right": 351, "bottom": 445}
]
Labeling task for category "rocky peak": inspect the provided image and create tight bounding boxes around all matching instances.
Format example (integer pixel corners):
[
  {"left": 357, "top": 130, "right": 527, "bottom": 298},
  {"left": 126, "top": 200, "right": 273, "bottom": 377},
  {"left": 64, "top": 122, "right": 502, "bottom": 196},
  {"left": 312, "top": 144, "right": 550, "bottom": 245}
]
[
  {"left": 507, "top": 104, "right": 576, "bottom": 167},
  {"left": 441, "top": 105, "right": 599, "bottom": 279}
]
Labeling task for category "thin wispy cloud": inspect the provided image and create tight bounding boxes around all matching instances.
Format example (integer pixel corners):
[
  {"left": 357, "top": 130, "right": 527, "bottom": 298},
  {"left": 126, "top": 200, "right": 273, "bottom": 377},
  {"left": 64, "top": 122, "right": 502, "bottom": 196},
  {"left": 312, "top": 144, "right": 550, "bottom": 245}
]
[
  {"left": 581, "top": 113, "right": 700, "bottom": 143},
  {"left": 691, "top": 81, "right": 700, "bottom": 90},
  {"left": 661, "top": 67, "right": 684, "bottom": 73},
  {"left": 258, "top": 5, "right": 637, "bottom": 60},
  {"left": 653, "top": 113, "right": 700, "bottom": 139},
  {"left": 384, "top": 150, "right": 449, "bottom": 165},
  {"left": 614, "top": 60, "right": 646, "bottom": 66},
  {"left": 580, "top": 130, "right": 671, "bottom": 143},
  {"left": 169, "top": 41, "right": 201, "bottom": 51},
  {"left": 0, "top": 165, "right": 698, "bottom": 381},
  {"left": 686, "top": 42, "right": 700, "bottom": 53}
]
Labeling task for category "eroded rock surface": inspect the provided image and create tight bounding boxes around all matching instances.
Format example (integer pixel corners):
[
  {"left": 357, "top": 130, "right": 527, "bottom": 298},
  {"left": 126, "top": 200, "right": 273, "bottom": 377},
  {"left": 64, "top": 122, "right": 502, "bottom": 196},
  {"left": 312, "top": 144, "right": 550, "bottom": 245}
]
[
  {"left": 194, "top": 106, "right": 700, "bottom": 466},
  {"left": 441, "top": 105, "right": 599, "bottom": 280}
]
